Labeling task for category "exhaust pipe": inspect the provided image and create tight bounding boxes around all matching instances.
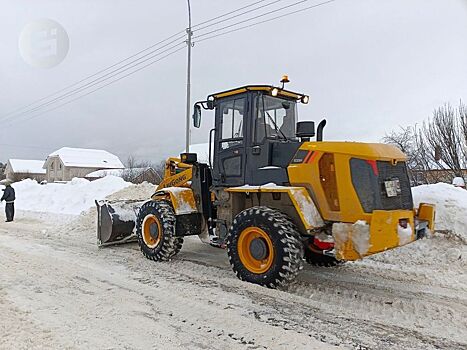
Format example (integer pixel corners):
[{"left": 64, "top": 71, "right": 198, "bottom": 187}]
[{"left": 317, "top": 119, "right": 326, "bottom": 142}]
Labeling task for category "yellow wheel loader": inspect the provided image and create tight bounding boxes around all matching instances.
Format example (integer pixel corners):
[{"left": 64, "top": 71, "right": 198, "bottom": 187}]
[{"left": 97, "top": 78, "right": 435, "bottom": 288}]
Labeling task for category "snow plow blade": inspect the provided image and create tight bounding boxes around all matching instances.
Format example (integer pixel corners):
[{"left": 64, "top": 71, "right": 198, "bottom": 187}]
[{"left": 96, "top": 200, "right": 144, "bottom": 246}]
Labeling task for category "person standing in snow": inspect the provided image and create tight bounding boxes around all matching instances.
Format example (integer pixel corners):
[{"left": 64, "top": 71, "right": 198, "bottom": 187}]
[{"left": 1, "top": 182, "right": 15, "bottom": 222}]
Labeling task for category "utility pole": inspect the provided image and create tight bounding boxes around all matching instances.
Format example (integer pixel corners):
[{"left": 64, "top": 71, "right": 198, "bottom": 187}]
[{"left": 185, "top": 0, "right": 192, "bottom": 153}]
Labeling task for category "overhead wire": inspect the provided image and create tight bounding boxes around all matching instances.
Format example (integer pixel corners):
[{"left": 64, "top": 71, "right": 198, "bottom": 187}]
[
  {"left": 3, "top": 46, "right": 186, "bottom": 128},
  {"left": 193, "top": 0, "right": 284, "bottom": 32},
  {"left": 0, "top": 1, "right": 277, "bottom": 124},
  {"left": 0, "top": 39, "right": 186, "bottom": 124},
  {"left": 192, "top": 0, "right": 268, "bottom": 28},
  {"left": 1, "top": 0, "right": 338, "bottom": 128},
  {"left": 193, "top": 0, "right": 335, "bottom": 41},
  {"left": 0, "top": 29, "right": 186, "bottom": 121}
]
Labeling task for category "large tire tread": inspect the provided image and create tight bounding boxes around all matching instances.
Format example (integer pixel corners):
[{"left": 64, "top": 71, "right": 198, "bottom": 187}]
[
  {"left": 136, "top": 200, "right": 183, "bottom": 261},
  {"left": 226, "top": 206, "right": 304, "bottom": 289}
]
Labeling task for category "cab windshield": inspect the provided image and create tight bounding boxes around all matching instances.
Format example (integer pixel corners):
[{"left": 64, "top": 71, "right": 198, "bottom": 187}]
[{"left": 254, "top": 94, "right": 297, "bottom": 143}]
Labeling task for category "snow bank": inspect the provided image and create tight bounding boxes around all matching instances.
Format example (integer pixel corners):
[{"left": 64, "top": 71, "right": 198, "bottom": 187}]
[
  {"left": 412, "top": 183, "right": 467, "bottom": 240},
  {"left": 1, "top": 176, "right": 130, "bottom": 215}
]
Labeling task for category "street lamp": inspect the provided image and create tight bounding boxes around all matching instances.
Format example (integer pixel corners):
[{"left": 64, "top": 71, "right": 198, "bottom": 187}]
[{"left": 185, "top": 0, "right": 192, "bottom": 153}]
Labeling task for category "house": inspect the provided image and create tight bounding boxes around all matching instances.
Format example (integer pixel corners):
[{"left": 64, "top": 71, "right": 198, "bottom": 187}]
[
  {"left": 85, "top": 167, "right": 160, "bottom": 184},
  {"left": 4, "top": 159, "right": 46, "bottom": 182},
  {"left": 44, "top": 147, "right": 124, "bottom": 182}
]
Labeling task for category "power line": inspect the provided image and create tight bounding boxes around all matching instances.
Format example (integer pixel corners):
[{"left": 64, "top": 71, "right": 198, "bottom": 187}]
[
  {"left": 3, "top": 46, "right": 186, "bottom": 128},
  {"left": 192, "top": 0, "right": 268, "bottom": 28},
  {"left": 194, "top": 0, "right": 336, "bottom": 43},
  {"left": 1, "top": 0, "right": 338, "bottom": 128},
  {"left": 0, "top": 30, "right": 186, "bottom": 122},
  {"left": 1, "top": 1, "right": 290, "bottom": 125},
  {"left": 193, "top": 0, "right": 284, "bottom": 32},
  {"left": 0, "top": 40, "right": 186, "bottom": 124},
  {"left": 1, "top": 0, "right": 275, "bottom": 123},
  {"left": 194, "top": 0, "right": 326, "bottom": 40}
]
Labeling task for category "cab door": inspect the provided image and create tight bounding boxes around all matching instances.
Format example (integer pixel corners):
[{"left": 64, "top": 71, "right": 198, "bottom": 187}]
[{"left": 212, "top": 95, "right": 247, "bottom": 187}]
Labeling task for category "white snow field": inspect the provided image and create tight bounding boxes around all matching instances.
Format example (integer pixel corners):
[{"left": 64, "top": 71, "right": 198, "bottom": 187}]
[{"left": 0, "top": 179, "right": 466, "bottom": 349}]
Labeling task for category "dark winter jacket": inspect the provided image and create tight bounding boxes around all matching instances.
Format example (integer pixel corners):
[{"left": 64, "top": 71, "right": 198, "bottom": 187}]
[{"left": 1, "top": 186, "right": 15, "bottom": 202}]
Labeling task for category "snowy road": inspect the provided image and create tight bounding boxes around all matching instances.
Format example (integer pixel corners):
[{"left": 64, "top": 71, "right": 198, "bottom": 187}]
[{"left": 0, "top": 212, "right": 466, "bottom": 350}]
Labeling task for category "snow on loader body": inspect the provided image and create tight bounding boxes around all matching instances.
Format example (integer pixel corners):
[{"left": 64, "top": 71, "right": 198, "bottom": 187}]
[{"left": 97, "top": 78, "right": 436, "bottom": 288}]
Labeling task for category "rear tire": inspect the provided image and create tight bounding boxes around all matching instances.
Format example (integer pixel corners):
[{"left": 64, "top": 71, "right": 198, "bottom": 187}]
[
  {"left": 136, "top": 200, "right": 183, "bottom": 261},
  {"left": 226, "top": 206, "right": 304, "bottom": 289}
]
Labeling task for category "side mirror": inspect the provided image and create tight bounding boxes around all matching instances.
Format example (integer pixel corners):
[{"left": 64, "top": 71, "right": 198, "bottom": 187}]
[
  {"left": 206, "top": 99, "right": 214, "bottom": 110},
  {"left": 296, "top": 121, "right": 315, "bottom": 138},
  {"left": 193, "top": 104, "right": 202, "bottom": 128}
]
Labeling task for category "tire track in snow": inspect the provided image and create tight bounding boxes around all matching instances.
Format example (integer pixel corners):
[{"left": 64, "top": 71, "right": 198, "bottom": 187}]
[{"left": 1, "top": 219, "right": 466, "bottom": 350}]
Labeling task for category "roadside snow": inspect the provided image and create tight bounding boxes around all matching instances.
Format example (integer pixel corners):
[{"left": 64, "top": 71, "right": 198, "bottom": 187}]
[
  {"left": 412, "top": 183, "right": 467, "bottom": 240},
  {"left": 1, "top": 176, "right": 131, "bottom": 215}
]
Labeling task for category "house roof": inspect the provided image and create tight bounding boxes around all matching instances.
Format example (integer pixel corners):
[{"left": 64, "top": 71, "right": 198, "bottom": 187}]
[
  {"left": 46, "top": 147, "right": 124, "bottom": 169},
  {"left": 8, "top": 159, "right": 46, "bottom": 174}
]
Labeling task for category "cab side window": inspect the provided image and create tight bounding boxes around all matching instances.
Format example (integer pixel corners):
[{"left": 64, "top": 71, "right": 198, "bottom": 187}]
[{"left": 219, "top": 97, "right": 245, "bottom": 150}]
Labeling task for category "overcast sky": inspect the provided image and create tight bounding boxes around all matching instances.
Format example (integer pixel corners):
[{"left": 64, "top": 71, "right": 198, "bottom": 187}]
[{"left": 1, "top": 0, "right": 466, "bottom": 164}]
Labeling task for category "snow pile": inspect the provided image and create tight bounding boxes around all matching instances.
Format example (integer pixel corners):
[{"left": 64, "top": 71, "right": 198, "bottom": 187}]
[
  {"left": 1, "top": 176, "right": 131, "bottom": 215},
  {"left": 106, "top": 181, "right": 155, "bottom": 201},
  {"left": 412, "top": 183, "right": 467, "bottom": 240}
]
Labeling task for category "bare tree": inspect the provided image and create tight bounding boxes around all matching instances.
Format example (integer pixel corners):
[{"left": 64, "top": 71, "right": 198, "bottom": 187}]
[
  {"left": 459, "top": 101, "right": 467, "bottom": 162},
  {"left": 0, "top": 162, "right": 5, "bottom": 180},
  {"left": 384, "top": 101, "right": 466, "bottom": 184},
  {"left": 154, "top": 160, "right": 166, "bottom": 182},
  {"left": 123, "top": 155, "right": 163, "bottom": 184},
  {"left": 422, "top": 103, "right": 465, "bottom": 177}
]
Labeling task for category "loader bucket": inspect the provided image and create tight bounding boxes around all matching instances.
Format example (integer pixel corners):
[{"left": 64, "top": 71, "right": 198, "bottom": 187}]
[{"left": 96, "top": 200, "right": 144, "bottom": 246}]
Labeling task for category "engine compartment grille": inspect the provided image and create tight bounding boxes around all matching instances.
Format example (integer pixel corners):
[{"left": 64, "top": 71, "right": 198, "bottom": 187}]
[{"left": 350, "top": 158, "right": 413, "bottom": 213}]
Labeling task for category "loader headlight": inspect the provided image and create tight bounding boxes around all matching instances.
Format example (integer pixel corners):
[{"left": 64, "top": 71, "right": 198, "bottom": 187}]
[
  {"left": 271, "top": 88, "right": 279, "bottom": 97},
  {"left": 301, "top": 95, "right": 309, "bottom": 104}
]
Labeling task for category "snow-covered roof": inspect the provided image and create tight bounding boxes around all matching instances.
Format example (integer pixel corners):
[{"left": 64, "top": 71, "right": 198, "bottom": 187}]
[
  {"left": 46, "top": 147, "right": 124, "bottom": 169},
  {"left": 8, "top": 159, "right": 46, "bottom": 174}
]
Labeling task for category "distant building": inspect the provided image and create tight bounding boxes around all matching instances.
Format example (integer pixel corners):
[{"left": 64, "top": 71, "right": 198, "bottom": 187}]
[
  {"left": 85, "top": 167, "right": 160, "bottom": 184},
  {"left": 44, "top": 147, "right": 124, "bottom": 182},
  {"left": 411, "top": 169, "right": 467, "bottom": 185},
  {"left": 4, "top": 159, "right": 46, "bottom": 182}
]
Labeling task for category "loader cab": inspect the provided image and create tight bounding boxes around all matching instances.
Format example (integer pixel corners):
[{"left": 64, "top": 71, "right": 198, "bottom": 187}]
[{"left": 193, "top": 85, "right": 311, "bottom": 187}]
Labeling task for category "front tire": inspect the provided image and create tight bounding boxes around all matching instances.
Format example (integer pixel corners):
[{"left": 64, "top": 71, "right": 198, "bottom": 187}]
[
  {"left": 136, "top": 200, "right": 183, "bottom": 261},
  {"left": 226, "top": 206, "right": 304, "bottom": 289}
]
